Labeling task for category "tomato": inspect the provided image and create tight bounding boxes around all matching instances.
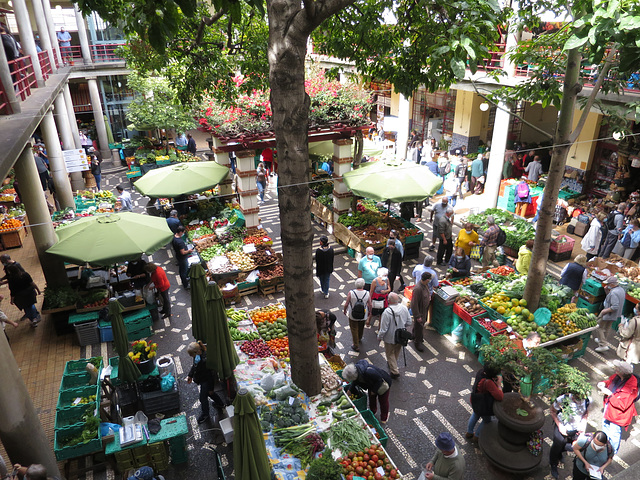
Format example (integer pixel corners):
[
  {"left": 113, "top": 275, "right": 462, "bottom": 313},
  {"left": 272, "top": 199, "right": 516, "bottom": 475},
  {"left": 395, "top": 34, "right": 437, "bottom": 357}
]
[
  {"left": 348, "top": 452, "right": 355, "bottom": 459},
  {"left": 377, "top": 451, "right": 386, "bottom": 460},
  {"left": 363, "top": 454, "right": 370, "bottom": 461},
  {"left": 371, "top": 455, "right": 379, "bottom": 463},
  {"left": 369, "top": 461, "right": 376, "bottom": 467},
  {"left": 390, "top": 469, "right": 397, "bottom": 478},
  {"left": 347, "top": 476, "right": 353, "bottom": 480},
  {"left": 374, "top": 473, "right": 382, "bottom": 480},
  {"left": 356, "top": 467, "right": 364, "bottom": 475},
  {"left": 369, "top": 448, "right": 377, "bottom": 456}
]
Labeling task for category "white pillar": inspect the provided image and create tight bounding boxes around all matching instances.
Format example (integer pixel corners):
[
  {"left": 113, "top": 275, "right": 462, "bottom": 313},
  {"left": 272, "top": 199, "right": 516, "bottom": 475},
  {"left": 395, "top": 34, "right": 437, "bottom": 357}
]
[
  {"left": 30, "top": 0, "right": 56, "bottom": 74},
  {"left": 211, "top": 137, "right": 234, "bottom": 198},
  {"left": 396, "top": 94, "right": 411, "bottom": 160},
  {"left": 41, "top": 0, "right": 62, "bottom": 66},
  {"left": 235, "top": 149, "right": 260, "bottom": 228},
  {"left": 74, "top": 6, "right": 92, "bottom": 65},
  {"left": 62, "top": 84, "right": 82, "bottom": 148},
  {"left": 0, "top": 38, "right": 21, "bottom": 113},
  {"left": 13, "top": 0, "right": 44, "bottom": 87},
  {"left": 54, "top": 93, "right": 84, "bottom": 191},
  {"left": 485, "top": 102, "right": 511, "bottom": 208},
  {"left": 87, "top": 78, "right": 111, "bottom": 160},
  {"left": 40, "top": 110, "right": 74, "bottom": 209},
  {"left": 332, "top": 138, "right": 353, "bottom": 222}
]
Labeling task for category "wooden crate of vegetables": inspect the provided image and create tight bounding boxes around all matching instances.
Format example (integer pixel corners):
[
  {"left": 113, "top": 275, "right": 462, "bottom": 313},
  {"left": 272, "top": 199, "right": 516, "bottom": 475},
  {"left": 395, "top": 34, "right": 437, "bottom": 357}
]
[
  {"left": 0, "top": 223, "right": 25, "bottom": 248},
  {"left": 453, "top": 296, "right": 486, "bottom": 324}
]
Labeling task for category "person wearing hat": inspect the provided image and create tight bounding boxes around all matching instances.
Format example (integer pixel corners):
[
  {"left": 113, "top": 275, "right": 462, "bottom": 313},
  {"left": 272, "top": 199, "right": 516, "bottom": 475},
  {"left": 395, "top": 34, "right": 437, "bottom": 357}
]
[
  {"left": 314, "top": 235, "right": 334, "bottom": 298},
  {"left": 595, "top": 276, "right": 626, "bottom": 353},
  {"left": 423, "top": 432, "right": 465, "bottom": 480},
  {"left": 617, "top": 302, "right": 640, "bottom": 364},
  {"left": 597, "top": 360, "right": 638, "bottom": 453},
  {"left": 342, "top": 360, "right": 393, "bottom": 424},
  {"left": 560, "top": 254, "right": 588, "bottom": 302}
]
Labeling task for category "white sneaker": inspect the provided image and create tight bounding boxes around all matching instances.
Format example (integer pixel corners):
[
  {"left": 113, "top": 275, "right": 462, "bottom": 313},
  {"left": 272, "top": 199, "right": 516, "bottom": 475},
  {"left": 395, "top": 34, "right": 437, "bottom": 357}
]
[
  {"left": 594, "top": 337, "right": 600, "bottom": 344},
  {"left": 595, "top": 345, "right": 609, "bottom": 353},
  {"left": 324, "top": 293, "right": 329, "bottom": 299}
]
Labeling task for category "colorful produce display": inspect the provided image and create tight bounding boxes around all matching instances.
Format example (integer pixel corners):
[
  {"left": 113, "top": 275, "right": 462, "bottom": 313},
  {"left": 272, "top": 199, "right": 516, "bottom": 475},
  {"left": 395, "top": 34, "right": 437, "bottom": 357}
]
[
  {"left": 250, "top": 304, "right": 287, "bottom": 324},
  {"left": 337, "top": 444, "right": 399, "bottom": 480},
  {"left": 226, "top": 251, "right": 256, "bottom": 271},
  {"left": 454, "top": 296, "right": 485, "bottom": 315},
  {"left": 239, "top": 338, "right": 271, "bottom": 358},
  {"left": 258, "top": 264, "right": 284, "bottom": 281}
]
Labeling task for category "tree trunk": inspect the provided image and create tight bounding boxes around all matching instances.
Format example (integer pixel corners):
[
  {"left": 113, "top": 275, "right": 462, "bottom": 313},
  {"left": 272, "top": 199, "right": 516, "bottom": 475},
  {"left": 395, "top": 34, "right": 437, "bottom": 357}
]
[
  {"left": 267, "top": 0, "right": 322, "bottom": 395},
  {"left": 523, "top": 48, "right": 582, "bottom": 311}
]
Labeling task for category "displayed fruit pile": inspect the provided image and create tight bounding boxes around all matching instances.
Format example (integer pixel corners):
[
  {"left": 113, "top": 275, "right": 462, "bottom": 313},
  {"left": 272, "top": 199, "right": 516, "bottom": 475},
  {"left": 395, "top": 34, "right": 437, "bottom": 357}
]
[
  {"left": 249, "top": 246, "right": 277, "bottom": 266},
  {"left": 193, "top": 233, "right": 217, "bottom": 252},
  {"left": 337, "top": 445, "right": 399, "bottom": 480},
  {"left": 240, "top": 338, "right": 272, "bottom": 358},
  {"left": 211, "top": 217, "right": 229, "bottom": 228},
  {"left": 226, "top": 251, "right": 256, "bottom": 271},
  {"left": 266, "top": 338, "right": 289, "bottom": 359},
  {"left": 188, "top": 225, "right": 213, "bottom": 240},
  {"left": 94, "top": 190, "right": 115, "bottom": 201},
  {"left": 199, "top": 245, "right": 226, "bottom": 261},
  {"left": 206, "top": 256, "right": 238, "bottom": 274},
  {"left": 256, "top": 317, "right": 288, "bottom": 340},
  {"left": 542, "top": 304, "right": 596, "bottom": 341},
  {"left": 250, "top": 304, "right": 287, "bottom": 324},
  {"left": 475, "top": 316, "right": 507, "bottom": 335},
  {"left": 243, "top": 233, "right": 272, "bottom": 245},
  {"left": 328, "top": 359, "right": 343, "bottom": 372},
  {"left": 451, "top": 277, "right": 472, "bottom": 286},
  {"left": 258, "top": 264, "right": 284, "bottom": 281},
  {"left": 489, "top": 266, "right": 515, "bottom": 276},
  {"left": 627, "top": 284, "right": 640, "bottom": 301},
  {"left": 229, "top": 328, "right": 260, "bottom": 342},
  {"left": 0, "top": 217, "right": 22, "bottom": 231},
  {"left": 78, "top": 289, "right": 109, "bottom": 309},
  {"left": 226, "top": 307, "right": 249, "bottom": 323},
  {"left": 454, "top": 296, "right": 485, "bottom": 315}
]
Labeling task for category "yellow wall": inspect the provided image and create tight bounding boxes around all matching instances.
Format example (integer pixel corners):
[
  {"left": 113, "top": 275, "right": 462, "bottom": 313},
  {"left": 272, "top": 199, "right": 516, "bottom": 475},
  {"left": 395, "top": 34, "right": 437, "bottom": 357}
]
[
  {"left": 452, "top": 90, "right": 483, "bottom": 137},
  {"left": 520, "top": 103, "right": 558, "bottom": 144},
  {"left": 390, "top": 90, "right": 401, "bottom": 116},
  {"left": 567, "top": 111, "right": 602, "bottom": 170}
]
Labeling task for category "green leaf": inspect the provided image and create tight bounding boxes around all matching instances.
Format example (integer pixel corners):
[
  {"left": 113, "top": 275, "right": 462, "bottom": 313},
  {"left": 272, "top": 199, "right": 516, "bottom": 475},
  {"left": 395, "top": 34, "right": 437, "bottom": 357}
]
[
  {"left": 563, "top": 34, "right": 588, "bottom": 51},
  {"left": 619, "top": 16, "right": 640, "bottom": 31},
  {"left": 516, "top": 408, "right": 529, "bottom": 417},
  {"left": 450, "top": 58, "right": 466, "bottom": 79},
  {"left": 434, "top": 45, "right": 451, "bottom": 55}
]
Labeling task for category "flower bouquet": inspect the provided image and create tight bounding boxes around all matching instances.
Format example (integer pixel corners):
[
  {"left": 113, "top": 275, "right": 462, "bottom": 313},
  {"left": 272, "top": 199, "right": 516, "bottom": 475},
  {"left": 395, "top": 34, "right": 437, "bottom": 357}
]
[{"left": 128, "top": 340, "right": 158, "bottom": 374}]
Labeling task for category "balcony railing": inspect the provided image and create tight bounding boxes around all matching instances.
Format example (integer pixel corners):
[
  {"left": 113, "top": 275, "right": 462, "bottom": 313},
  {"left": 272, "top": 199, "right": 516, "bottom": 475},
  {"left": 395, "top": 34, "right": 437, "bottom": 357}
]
[
  {"left": 61, "top": 43, "right": 125, "bottom": 64},
  {"left": 38, "top": 50, "right": 52, "bottom": 81},
  {"left": 7, "top": 55, "right": 37, "bottom": 101}
]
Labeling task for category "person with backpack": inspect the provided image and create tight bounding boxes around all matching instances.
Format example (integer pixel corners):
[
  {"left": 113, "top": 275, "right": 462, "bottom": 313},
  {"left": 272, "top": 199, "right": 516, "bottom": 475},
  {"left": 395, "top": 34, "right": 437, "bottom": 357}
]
[
  {"left": 315, "top": 236, "right": 334, "bottom": 298},
  {"left": 455, "top": 157, "right": 468, "bottom": 197},
  {"left": 410, "top": 271, "right": 432, "bottom": 352},
  {"left": 480, "top": 215, "right": 503, "bottom": 268},
  {"left": 549, "top": 392, "right": 591, "bottom": 479},
  {"left": 465, "top": 364, "right": 503, "bottom": 443},
  {"left": 343, "top": 278, "right": 371, "bottom": 353},
  {"left": 612, "top": 218, "right": 640, "bottom": 259},
  {"left": 470, "top": 155, "right": 485, "bottom": 194},
  {"left": 377, "top": 293, "right": 412, "bottom": 379},
  {"left": 571, "top": 431, "right": 614, "bottom": 480},
  {"left": 599, "top": 203, "right": 626, "bottom": 259},
  {"left": 597, "top": 360, "right": 639, "bottom": 453},
  {"left": 342, "top": 360, "right": 393, "bottom": 424},
  {"left": 437, "top": 153, "right": 451, "bottom": 178},
  {"left": 515, "top": 177, "right": 532, "bottom": 217}
]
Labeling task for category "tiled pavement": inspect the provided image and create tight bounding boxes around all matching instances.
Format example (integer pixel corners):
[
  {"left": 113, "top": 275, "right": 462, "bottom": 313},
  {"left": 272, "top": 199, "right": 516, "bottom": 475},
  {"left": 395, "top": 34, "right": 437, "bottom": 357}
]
[{"left": 2, "top": 166, "right": 639, "bottom": 480}]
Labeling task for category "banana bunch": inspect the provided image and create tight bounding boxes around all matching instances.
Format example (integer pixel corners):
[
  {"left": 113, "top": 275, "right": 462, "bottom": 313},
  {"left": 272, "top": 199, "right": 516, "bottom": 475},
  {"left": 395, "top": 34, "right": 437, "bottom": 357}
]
[{"left": 557, "top": 303, "right": 578, "bottom": 314}]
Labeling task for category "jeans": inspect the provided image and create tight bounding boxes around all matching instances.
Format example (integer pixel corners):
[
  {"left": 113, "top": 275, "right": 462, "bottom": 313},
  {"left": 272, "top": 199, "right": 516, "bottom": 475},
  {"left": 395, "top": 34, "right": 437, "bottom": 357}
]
[
  {"left": 549, "top": 424, "right": 578, "bottom": 467},
  {"left": 466, "top": 411, "right": 492, "bottom": 436},
  {"left": 159, "top": 288, "right": 171, "bottom": 316},
  {"left": 318, "top": 273, "right": 331, "bottom": 295},
  {"left": 448, "top": 195, "right": 457, "bottom": 207},
  {"left": 257, "top": 181, "right": 266, "bottom": 202},
  {"left": 24, "top": 303, "right": 39, "bottom": 320},
  {"left": 178, "top": 257, "right": 190, "bottom": 288},
  {"left": 94, "top": 174, "right": 101, "bottom": 191},
  {"left": 603, "top": 419, "right": 622, "bottom": 453},
  {"left": 199, "top": 378, "right": 226, "bottom": 417}
]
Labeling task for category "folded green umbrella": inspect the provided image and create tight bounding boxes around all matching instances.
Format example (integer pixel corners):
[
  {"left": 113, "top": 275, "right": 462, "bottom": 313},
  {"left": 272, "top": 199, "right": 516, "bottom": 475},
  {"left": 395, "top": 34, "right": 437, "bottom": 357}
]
[
  {"left": 134, "top": 161, "right": 230, "bottom": 197},
  {"left": 189, "top": 264, "right": 209, "bottom": 342},
  {"left": 109, "top": 299, "right": 141, "bottom": 383},
  {"left": 203, "top": 280, "right": 239, "bottom": 379},
  {"left": 342, "top": 159, "right": 442, "bottom": 202},
  {"left": 233, "top": 388, "right": 271, "bottom": 480}
]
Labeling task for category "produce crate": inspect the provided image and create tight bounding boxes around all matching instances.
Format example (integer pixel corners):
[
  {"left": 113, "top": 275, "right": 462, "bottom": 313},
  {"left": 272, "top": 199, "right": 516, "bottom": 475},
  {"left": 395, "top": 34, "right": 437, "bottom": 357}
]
[
  {"left": 548, "top": 250, "right": 572, "bottom": 263},
  {"left": 68, "top": 311, "right": 101, "bottom": 325},
  {"left": 360, "top": 409, "right": 388, "bottom": 447},
  {"left": 1, "top": 227, "right": 26, "bottom": 248},
  {"left": 582, "top": 278, "right": 605, "bottom": 297},
  {"left": 405, "top": 232, "right": 424, "bottom": 244},
  {"left": 344, "top": 385, "right": 368, "bottom": 412},
  {"left": 404, "top": 242, "right": 420, "bottom": 260},
  {"left": 128, "top": 326, "right": 153, "bottom": 341},
  {"left": 54, "top": 423, "right": 102, "bottom": 461},
  {"left": 64, "top": 357, "right": 103, "bottom": 375},
  {"left": 126, "top": 169, "right": 142, "bottom": 179},
  {"left": 502, "top": 246, "right": 518, "bottom": 258},
  {"left": 74, "top": 321, "right": 100, "bottom": 346},
  {"left": 431, "top": 301, "right": 458, "bottom": 335},
  {"left": 60, "top": 372, "right": 93, "bottom": 392},
  {"left": 99, "top": 323, "right": 114, "bottom": 342},
  {"left": 550, "top": 235, "right": 575, "bottom": 253},
  {"left": 156, "top": 159, "right": 171, "bottom": 166},
  {"left": 238, "top": 280, "right": 259, "bottom": 297},
  {"left": 571, "top": 331, "right": 593, "bottom": 359},
  {"left": 578, "top": 289, "right": 604, "bottom": 304},
  {"left": 452, "top": 302, "right": 486, "bottom": 325},
  {"left": 576, "top": 297, "right": 603, "bottom": 313},
  {"left": 55, "top": 405, "right": 94, "bottom": 429},
  {"left": 124, "top": 308, "right": 153, "bottom": 332},
  {"left": 140, "top": 384, "right": 180, "bottom": 415},
  {"left": 57, "top": 384, "right": 100, "bottom": 410}
]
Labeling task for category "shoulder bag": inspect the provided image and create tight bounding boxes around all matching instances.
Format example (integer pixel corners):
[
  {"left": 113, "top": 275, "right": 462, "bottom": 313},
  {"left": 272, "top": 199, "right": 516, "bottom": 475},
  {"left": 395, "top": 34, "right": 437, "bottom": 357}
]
[{"left": 391, "top": 308, "right": 414, "bottom": 346}]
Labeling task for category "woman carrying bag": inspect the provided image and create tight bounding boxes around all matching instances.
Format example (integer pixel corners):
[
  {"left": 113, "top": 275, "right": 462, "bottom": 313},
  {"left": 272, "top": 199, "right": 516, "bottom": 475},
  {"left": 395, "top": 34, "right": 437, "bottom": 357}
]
[
  {"left": 617, "top": 304, "right": 640, "bottom": 364},
  {"left": 368, "top": 267, "right": 391, "bottom": 328},
  {"left": 342, "top": 360, "right": 393, "bottom": 424}
]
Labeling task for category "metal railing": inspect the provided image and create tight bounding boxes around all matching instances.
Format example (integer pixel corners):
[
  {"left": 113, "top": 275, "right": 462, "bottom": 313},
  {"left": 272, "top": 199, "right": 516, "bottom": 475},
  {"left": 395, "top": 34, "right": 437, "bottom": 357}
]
[
  {"left": 57, "top": 43, "right": 125, "bottom": 64},
  {"left": 7, "top": 55, "right": 37, "bottom": 101},
  {"left": 0, "top": 82, "right": 11, "bottom": 115},
  {"left": 38, "top": 50, "right": 52, "bottom": 80}
]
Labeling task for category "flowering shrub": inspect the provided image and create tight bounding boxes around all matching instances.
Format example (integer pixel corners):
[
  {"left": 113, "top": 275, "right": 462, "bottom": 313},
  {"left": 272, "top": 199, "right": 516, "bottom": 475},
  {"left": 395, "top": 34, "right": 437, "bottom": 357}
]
[
  {"left": 128, "top": 340, "right": 158, "bottom": 363},
  {"left": 197, "top": 71, "right": 371, "bottom": 139}
]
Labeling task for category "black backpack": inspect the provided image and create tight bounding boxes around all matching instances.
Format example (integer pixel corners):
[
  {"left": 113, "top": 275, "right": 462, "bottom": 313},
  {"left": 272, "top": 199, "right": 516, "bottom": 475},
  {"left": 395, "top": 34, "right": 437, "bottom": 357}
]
[
  {"left": 606, "top": 212, "right": 621, "bottom": 231},
  {"left": 351, "top": 291, "right": 366, "bottom": 320},
  {"left": 496, "top": 227, "right": 507, "bottom": 247},
  {"left": 456, "top": 163, "right": 466, "bottom": 178},
  {"left": 580, "top": 433, "right": 614, "bottom": 460},
  {"left": 439, "top": 161, "right": 451, "bottom": 176}
]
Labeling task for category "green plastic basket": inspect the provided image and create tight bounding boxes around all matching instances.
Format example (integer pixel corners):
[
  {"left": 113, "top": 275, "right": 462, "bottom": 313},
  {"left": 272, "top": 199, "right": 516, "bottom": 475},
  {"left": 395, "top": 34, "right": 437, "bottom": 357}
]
[
  {"left": 64, "top": 357, "right": 103, "bottom": 375},
  {"left": 57, "top": 384, "right": 99, "bottom": 410},
  {"left": 360, "top": 409, "right": 388, "bottom": 447},
  {"left": 54, "top": 422, "right": 102, "bottom": 461},
  {"left": 344, "top": 385, "right": 368, "bottom": 412},
  {"left": 59, "top": 372, "right": 92, "bottom": 392},
  {"left": 55, "top": 405, "right": 94, "bottom": 429}
]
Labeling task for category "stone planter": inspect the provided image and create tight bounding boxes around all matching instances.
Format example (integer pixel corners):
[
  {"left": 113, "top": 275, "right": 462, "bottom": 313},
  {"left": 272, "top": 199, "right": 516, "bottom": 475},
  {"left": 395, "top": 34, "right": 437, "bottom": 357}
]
[{"left": 478, "top": 392, "right": 545, "bottom": 474}]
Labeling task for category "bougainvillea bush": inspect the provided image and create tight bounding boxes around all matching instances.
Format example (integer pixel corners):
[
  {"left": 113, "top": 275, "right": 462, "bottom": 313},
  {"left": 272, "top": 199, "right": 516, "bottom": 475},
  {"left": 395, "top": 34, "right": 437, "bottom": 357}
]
[{"left": 197, "top": 70, "right": 371, "bottom": 139}]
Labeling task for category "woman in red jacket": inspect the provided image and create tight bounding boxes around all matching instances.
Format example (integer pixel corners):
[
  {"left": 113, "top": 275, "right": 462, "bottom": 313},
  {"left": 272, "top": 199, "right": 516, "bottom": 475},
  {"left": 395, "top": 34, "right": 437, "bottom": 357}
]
[
  {"left": 144, "top": 263, "right": 172, "bottom": 319},
  {"left": 597, "top": 360, "right": 638, "bottom": 453}
]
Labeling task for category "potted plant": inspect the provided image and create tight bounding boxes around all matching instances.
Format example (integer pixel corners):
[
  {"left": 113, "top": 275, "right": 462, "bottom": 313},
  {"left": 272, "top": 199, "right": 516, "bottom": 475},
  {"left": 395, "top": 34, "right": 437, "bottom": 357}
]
[
  {"left": 128, "top": 340, "right": 158, "bottom": 375},
  {"left": 477, "top": 335, "right": 591, "bottom": 474}
]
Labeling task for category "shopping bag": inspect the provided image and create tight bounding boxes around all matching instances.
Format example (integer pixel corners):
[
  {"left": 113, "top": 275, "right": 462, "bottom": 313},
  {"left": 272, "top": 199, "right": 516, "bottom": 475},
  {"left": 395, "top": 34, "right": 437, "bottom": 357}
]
[{"left": 470, "top": 245, "right": 482, "bottom": 260}]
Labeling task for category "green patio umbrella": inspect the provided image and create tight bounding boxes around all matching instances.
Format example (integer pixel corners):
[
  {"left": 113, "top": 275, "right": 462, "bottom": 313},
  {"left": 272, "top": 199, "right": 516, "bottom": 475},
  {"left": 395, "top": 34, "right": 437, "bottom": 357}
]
[
  {"left": 189, "top": 264, "right": 209, "bottom": 342},
  {"left": 342, "top": 159, "right": 443, "bottom": 202},
  {"left": 109, "top": 298, "right": 141, "bottom": 383},
  {"left": 233, "top": 388, "right": 271, "bottom": 480},
  {"left": 46, "top": 212, "right": 173, "bottom": 266},
  {"left": 134, "top": 161, "right": 230, "bottom": 197},
  {"left": 203, "top": 280, "right": 239, "bottom": 378}
]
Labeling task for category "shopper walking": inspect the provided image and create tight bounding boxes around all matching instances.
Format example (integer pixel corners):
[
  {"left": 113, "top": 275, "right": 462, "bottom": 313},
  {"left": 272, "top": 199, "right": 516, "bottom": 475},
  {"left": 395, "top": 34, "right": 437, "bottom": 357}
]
[
  {"left": 315, "top": 236, "right": 334, "bottom": 298},
  {"left": 410, "top": 272, "right": 432, "bottom": 352},
  {"left": 455, "top": 223, "right": 479, "bottom": 257},
  {"left": 597, "top": 360, "right": 638, "bottom": 453},
  {"left": 377, "top": 293, "right": 412, "bottom": 378},
  {"left": 172, "top": 225, "right": 193, "bottom": 289},
  {"left": 423, "top": 432, "right": 466, "bottom": 480},
  {"left": 524, "top": 155, "right": 543, "bottom": 182},
  {"left": 186, "top": 341, "right": 227, "bottom": 424},
  {"left": 581, "top": 212, "right": 606, "bottom": 260},
  {"left": 470, "top": 155, "right": 484, "bottom": 194},
  {"left": 412, "top": 255, "right": 438, "bottom": 291},
  {"left": 116, "top": 185, "right": 133, "bottom": 212},
  {"left": 343, "top": 278, "right": 370, "bottom": 352},
  {"left": 388, "top": 230, "right": 405, "bottom": 290},
  {"left": 166, "top": 209, "right": 181, "bottom": 233},
  {"left": 595, "top": 276, "right": 625, "bottom": 352},
  {"left": 381, "top": 240, "right": 403, "bottom": 293},
  {"left": 5, "top": 264, "right": 41, "bottom": 328},
  {"left": 186, "top": 134, "right": 197, "bottom": 155},
  {"left": 429, "top": 197, "right": 449, "bottom": 251},
  {"left": 617, "top": 302, "right": 640, "bottom": 364},
  {"left": 144, "top": 263, "right": 172, "bottom": 318},
  {"left": 465, "top": 364, "right": 503, "bottom": 442},
  {"left": 89, "top": 148, "right": 102, "bottom": 191},
  {"left": 436, "top": 207, "right": 454, "bottom": 266},
  {"left": 480, "top": 215, "right": 500, "bottom": 268},
  {"left": 357, "top": 247, "right": 382, "bottom": 291},
  {"left": 369, "top": 267, "right": 391, "bottom": 324},
  {"left": 343, "top": 360, "right": 393, "bottom": 424},
  {"left": 514, "top": 177, "right": 531, "bottom": 217},
  {"left": 256, "top": 162, "right": 269, "bottom": 203},
  {"left": 549, "top": 392, "right": 590, "bottom": 479},
  {"left": 599, "top": 203, "right": 626, "bottom": 259},
  {"left": 613, "top": 219, "right": 640, "bottom": 259}
]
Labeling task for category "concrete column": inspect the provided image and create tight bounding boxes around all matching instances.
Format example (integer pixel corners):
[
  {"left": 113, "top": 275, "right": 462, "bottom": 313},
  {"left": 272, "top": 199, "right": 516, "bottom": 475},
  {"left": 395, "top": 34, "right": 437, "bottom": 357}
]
[
  {"left": 332, "top": 138, "right": 353, "bottom": 222},
  {"left": 235, "top": 149, "right": 259, "bottom": 228},
  {"left": 502, "top": 15, "right": 519, "bottom": 78},
  {"left": 0, "top": 38, "right": 21, "bottom": 113},
  {"left": 484, "top": 102, "right": 511, "bottom": 208},
  {"left": 54, "top": 93, "right": 85, "bottom": 190},
  {"left": 41, "top": 0, "right": 62, "bottom": 66},
  {"left": 62, "top": 84, "right": 82, "bottom": 148},
  {"left": 40, "top": 110, "right": 74, "bottom": 208},
  {"left": 14, "top": 146, "right": 67, "bottom": 286},
  {"left": 13, "top": 0, "right": 44, "bottom": 87},
  {"left": 396, "top": 94, "right": 411, "bottom": 160},
  {"left": 74, "top": 5, "right": 93, "bottom": 65},
  {"left": 87, "top": 78, "right": 111, "bottom": 161},
  {"left": 211, "top": 137, "right": 234, "bottom": 198},
  {"left": 30, "top": 0, "right": 57, "bottom": 74}
]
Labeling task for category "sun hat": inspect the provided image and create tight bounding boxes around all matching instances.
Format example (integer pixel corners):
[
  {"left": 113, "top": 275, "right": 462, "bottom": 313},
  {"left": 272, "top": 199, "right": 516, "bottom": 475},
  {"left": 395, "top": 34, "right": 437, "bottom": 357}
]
[
  {"left": 604, "top": 276, "right": 619, "bottom": 285},
  {"left": 613, "top": 360, "right": 633, "bottom": 375},
  {"left": 435, "top": 432, "right": 455, "bottom": 451}
]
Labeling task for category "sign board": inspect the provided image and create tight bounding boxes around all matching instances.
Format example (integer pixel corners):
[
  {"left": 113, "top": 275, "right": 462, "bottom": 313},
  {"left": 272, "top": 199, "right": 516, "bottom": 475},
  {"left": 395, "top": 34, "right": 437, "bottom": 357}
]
[{"left": 62, "top": 149, "right": 89, "bottom": 173}]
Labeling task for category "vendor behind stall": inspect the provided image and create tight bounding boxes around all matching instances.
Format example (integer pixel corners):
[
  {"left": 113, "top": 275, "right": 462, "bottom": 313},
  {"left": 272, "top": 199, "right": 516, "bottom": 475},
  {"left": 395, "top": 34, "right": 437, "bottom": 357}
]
[
  {"left": 448, "top": 247, "right": 471, "bottom": 277},
  {"left": 127, "top": 258, "right": 149, "bottom": 289}
]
